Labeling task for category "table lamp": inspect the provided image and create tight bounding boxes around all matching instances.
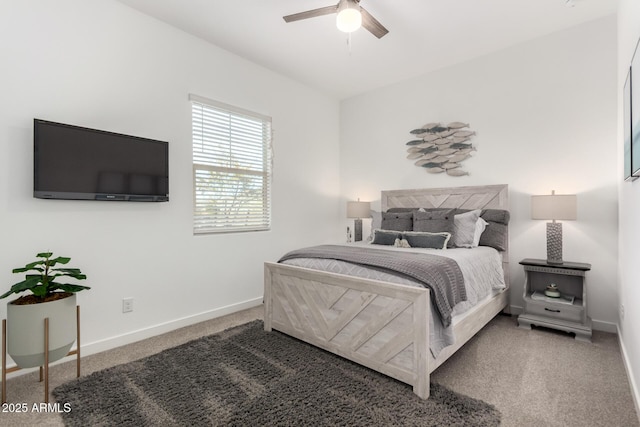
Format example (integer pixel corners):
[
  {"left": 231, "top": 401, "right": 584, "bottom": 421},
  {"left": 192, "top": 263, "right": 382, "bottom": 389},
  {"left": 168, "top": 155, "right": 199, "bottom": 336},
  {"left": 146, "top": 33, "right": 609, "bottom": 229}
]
[
  {"left": 531, "top": 190, "right": 577, "bottom": 264},
  {"left": 347, "top": 199, "right": 370, "bottom": 242}
]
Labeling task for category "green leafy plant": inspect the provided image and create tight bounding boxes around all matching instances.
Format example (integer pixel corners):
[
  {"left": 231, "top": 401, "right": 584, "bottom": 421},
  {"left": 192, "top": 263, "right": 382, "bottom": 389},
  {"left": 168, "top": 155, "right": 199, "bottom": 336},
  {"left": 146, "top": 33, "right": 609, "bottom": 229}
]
[{"left": 1, "top": 252, "right": 90, "bottom": 301}]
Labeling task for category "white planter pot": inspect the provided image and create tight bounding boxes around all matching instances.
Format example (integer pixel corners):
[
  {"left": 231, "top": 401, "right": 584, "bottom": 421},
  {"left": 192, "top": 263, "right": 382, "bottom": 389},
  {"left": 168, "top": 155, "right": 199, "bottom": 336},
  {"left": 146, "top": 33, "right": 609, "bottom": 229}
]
[{"left": 7, "top": 293, "right": 76, "bottom": 368}]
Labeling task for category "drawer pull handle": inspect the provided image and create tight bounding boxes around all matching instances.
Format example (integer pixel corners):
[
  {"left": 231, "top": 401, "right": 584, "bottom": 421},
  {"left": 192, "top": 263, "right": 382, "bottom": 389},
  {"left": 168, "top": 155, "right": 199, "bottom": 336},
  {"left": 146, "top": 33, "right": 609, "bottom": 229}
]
[{"left": 544, "top": 308, "right": 561, "bottom": 313}]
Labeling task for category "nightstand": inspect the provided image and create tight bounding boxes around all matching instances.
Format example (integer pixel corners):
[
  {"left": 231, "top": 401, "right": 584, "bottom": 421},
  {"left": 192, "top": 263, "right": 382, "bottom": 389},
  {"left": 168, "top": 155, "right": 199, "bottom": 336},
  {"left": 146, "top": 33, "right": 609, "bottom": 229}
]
[{"left": 517, "top": 258, "right": 592, "bottom": 342}]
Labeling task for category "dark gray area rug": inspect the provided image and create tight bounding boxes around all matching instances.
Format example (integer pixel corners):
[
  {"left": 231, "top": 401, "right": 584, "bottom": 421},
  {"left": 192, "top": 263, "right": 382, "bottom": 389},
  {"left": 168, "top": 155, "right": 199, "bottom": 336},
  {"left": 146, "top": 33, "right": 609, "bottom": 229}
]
[{"left": 53, "top": 320, "right": 500, "bottom": 426}]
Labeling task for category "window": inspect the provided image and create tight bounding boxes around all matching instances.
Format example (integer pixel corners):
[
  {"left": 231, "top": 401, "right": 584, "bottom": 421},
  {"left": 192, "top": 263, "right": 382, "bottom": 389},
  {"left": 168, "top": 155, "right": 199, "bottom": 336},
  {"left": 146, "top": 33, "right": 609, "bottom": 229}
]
[{"left": 190, "top": 94, "right": 272, "bottom": 234}]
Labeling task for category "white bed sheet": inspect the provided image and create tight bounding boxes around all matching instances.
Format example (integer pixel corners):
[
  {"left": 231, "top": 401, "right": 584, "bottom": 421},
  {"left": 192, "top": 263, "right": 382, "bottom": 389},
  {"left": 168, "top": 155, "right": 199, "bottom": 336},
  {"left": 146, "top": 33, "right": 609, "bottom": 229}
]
[{"left": 280, "top": 243, "right": 506, "bottom": 357}]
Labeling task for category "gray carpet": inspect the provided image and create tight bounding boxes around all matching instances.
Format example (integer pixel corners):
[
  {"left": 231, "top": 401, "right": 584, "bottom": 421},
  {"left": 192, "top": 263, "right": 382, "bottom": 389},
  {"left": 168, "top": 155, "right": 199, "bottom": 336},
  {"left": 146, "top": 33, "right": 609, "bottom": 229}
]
[{"left": 53, "top": 320, "right": 500, "bottom": 426}]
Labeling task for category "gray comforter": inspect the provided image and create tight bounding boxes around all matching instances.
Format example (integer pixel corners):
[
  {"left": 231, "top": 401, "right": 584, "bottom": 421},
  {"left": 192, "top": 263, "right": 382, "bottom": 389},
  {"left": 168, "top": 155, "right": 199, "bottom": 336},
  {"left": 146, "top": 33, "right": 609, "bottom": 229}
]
[{"left": 278, "top": 244, "right": 466, "bottom": 327}]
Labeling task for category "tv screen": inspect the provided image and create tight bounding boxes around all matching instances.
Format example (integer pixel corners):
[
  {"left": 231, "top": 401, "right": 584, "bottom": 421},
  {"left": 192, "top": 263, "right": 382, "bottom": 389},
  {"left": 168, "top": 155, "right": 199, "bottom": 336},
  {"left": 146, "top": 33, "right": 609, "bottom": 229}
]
[{"left": 34, "top": 119, "right": 169, "bottom": 201}]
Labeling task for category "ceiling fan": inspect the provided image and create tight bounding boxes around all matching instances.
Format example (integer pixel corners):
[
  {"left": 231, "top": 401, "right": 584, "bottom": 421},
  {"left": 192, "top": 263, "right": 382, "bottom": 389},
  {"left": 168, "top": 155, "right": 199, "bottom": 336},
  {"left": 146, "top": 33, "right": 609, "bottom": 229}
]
[{"left": 283, "top": 0, "right": 389, "bottom": 39}]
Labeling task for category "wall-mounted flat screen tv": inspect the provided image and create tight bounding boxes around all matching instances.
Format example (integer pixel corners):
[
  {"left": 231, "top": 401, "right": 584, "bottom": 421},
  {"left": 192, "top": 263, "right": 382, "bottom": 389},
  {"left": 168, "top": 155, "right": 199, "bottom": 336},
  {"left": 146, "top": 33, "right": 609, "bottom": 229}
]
[{"left": 34, "top": 119, "right": 169, "bottom": 202}]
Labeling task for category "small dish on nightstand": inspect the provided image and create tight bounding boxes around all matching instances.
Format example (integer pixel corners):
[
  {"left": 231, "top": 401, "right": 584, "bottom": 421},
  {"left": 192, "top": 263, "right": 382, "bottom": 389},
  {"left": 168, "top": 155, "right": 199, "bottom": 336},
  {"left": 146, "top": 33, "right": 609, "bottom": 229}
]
[{"left": 545, "top": 284, "right": 561, "bottom": 298}]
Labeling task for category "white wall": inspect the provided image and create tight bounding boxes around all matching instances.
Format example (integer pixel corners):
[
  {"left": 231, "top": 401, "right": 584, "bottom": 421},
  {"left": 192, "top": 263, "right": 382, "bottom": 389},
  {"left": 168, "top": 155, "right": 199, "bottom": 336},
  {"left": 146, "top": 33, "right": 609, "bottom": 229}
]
[
  {"left": 0, "top": 0, "right": 341, "bottom": 362},
  {"left": 340, "top": 17, "right": 618, "bottom": 330},
  {"left": 618, "top": 0, "right": 640, "bottom": 413}
]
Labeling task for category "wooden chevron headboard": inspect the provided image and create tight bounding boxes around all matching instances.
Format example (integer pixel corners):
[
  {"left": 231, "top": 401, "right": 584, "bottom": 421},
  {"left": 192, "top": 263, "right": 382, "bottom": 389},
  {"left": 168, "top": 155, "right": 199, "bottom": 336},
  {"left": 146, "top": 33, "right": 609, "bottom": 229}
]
[{"left": 381, "top": 184, "right": 508, "bottom": 211}]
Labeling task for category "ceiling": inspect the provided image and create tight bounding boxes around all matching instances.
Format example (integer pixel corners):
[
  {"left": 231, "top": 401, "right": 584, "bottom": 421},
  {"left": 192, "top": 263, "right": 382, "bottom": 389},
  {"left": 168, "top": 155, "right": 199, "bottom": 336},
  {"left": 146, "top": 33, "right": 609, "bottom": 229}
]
[{"left": 116, "top": 0, "right": 617, "bottom": 100}]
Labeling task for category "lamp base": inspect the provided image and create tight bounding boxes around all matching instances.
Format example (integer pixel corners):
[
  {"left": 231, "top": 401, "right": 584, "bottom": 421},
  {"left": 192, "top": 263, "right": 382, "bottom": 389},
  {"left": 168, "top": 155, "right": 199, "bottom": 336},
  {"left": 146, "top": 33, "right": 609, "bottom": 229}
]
[
  {"left": 546, "top": 222, "right": 563, "bottom": 264},
  {"left": 353, "top": 219, "right": 363, "bottom": 242}
]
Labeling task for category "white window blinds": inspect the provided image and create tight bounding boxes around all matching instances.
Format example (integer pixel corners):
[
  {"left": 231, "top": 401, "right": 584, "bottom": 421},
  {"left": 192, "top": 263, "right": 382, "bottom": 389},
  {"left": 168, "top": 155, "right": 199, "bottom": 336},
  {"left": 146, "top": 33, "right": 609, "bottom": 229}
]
[{"left": 190, "top": 94, "right": 272, "bottom": 234}]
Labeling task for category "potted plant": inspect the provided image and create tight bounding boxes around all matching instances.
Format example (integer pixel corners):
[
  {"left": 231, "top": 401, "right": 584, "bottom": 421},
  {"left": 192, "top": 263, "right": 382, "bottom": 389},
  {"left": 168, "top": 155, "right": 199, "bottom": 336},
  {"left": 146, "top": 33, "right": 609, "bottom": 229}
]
[{"left": 1, "top": 252, "right": 89, "bottom": 368}]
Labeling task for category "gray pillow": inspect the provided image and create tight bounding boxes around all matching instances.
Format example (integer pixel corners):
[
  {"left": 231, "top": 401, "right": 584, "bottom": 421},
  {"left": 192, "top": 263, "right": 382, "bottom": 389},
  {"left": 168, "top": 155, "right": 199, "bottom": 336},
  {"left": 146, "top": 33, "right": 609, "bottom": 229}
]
[
  {"left": 412, "top": 209, "right": 455, "bottom": 236},
  {"left": 381, "top": 212, "right": 413, "bottom": 231},
  {"left": 480, "top": 209, "right": 510, "bottom": 224},
  {"left": 371, "top": 229, "right": 401, "bottom": 245},
  {"left": 478, "top": 209, "right": 510, "bottom": 251},
  {"left": 402, "top": 231, "right": 451, "bottom": 249}
]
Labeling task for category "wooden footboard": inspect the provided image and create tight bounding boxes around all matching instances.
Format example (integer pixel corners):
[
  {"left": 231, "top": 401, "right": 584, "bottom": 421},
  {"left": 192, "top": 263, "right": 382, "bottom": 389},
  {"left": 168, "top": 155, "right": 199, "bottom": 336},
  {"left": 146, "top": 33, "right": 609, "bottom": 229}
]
[
  {"left": 264, "top": 261, "right": 509, "bottom": 400},
  {"left": 264, "top": 262, "right": 431, "bottom": 399}
]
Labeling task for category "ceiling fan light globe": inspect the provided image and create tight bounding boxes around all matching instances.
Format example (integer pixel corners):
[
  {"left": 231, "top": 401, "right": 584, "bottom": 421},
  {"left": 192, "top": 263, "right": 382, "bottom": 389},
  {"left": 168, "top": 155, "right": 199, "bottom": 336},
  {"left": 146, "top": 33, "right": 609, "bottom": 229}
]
[{"left": 336, "top": 8, "right": 362, "bottom": 33}]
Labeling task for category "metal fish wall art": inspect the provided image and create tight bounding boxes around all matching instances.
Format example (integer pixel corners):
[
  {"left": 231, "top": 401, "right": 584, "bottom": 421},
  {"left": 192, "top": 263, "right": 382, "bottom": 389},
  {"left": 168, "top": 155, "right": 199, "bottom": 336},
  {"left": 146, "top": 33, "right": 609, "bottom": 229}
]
[{"left": 405, "top": 121, "right": 476, "bottom": 176}]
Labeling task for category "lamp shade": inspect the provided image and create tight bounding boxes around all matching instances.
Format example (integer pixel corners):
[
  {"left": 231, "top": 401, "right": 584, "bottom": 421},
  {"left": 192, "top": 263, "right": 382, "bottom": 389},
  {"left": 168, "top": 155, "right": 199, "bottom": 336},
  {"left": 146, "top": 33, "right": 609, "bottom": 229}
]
[
  {"left": 347, "top": 200, "right": 370, "bottom": 219},
  {"left": 531, "top": 193, "right": 577, "bottom": 220}
]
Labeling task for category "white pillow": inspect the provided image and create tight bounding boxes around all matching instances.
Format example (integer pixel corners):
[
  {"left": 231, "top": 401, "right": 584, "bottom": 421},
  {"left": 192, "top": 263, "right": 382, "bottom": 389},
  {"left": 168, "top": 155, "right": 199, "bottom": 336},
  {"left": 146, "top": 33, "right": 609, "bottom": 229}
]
[
  {"left": 472, "top": 217, "right": 489, "bottom": 247},
  {"left": 367, "top": 210, "right": 382, "bottom": 242},
  {"left": 453, "top": 209, "right": 483, "bottom": 248}
]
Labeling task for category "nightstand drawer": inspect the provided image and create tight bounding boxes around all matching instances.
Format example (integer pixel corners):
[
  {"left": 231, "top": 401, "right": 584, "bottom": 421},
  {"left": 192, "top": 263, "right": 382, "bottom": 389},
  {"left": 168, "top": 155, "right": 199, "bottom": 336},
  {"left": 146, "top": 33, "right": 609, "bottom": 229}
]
[{"left": 525, "top": 300, "right": 582, "bottom": 323}]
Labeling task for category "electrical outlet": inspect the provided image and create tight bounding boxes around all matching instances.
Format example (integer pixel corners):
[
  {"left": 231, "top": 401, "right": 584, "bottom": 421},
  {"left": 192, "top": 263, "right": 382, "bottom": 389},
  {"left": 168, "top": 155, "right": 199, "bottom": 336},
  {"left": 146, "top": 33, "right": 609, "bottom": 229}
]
[
  {"left": 620, "top": 304, "right": 625, "bottom": 321},
  {"left": 123, "top": 298, "right": 134, "bottom": 313}
]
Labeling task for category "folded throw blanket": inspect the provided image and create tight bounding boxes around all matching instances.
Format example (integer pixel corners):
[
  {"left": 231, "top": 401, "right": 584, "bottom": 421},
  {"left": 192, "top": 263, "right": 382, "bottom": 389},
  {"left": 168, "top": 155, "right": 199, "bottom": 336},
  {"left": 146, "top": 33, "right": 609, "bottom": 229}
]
[{"left": 278, "top": 245, "right": 466, "bottom": 327}]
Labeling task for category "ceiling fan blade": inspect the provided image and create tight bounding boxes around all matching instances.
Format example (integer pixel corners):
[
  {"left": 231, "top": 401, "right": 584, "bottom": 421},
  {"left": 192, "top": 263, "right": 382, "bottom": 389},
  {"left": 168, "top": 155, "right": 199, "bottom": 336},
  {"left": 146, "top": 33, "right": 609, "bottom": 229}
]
[
  {"left": 283, "top": 6, "right": 338, "bottom": 23},
  {"left": 360, "top": 7, "right": 389, "bottom": 38}
]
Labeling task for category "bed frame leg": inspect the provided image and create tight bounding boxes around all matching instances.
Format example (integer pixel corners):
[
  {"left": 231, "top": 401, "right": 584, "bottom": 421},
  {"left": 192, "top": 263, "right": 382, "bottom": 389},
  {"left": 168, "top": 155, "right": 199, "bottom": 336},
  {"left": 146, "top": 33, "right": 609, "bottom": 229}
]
[
  {"left": 263, "top": 265, "right": 272, "bottom": 332},
  {"left": 414, "top": 291, "right": 430, "bottom": 399},
  {"left": 414, "top": 382, "right": 430, "bottom": 399}
]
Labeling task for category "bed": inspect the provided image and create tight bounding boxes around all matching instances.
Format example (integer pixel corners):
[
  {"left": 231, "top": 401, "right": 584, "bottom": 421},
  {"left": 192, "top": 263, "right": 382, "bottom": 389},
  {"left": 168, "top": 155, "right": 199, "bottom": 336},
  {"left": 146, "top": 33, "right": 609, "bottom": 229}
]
[{"left": 264, "top": 184, "right": 510, "bottom": 399}]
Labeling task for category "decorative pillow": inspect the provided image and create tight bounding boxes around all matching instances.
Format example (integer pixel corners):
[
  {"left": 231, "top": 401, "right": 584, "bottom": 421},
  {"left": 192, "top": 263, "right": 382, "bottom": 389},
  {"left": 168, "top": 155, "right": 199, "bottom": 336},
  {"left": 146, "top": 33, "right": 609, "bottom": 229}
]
[
  {"left": 478, "top": 209, "right": 510, "bottom": 251},
  {"left": 367, "top": 210, "right": 382, "bottom": 242},
  {"left": 412, "top": 210, "right": 455, "bottom": 247},
  {"left": 452, "top": 209, "right": 483, "bottom": 248},
  {"left": 371, "top": 229, "right": 401, "bottom": 245},
  {"left": 394, "top": 238, "right": 411, "bottom": 248},
  {"left": 381, "top": 211, "right": 413, "bottom": 231},
  {"left": 401, "top": 231, "right": 451, "bottom": 249},
  {"left": 480, "top": 209, "right": 510, "bottom": 224}
]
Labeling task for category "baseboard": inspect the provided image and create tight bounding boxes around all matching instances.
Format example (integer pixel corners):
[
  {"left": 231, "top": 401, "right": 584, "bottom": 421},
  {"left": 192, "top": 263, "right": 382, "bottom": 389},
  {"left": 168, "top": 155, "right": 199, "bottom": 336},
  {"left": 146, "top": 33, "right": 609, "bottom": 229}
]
[
  {"left": 592, "top": 319, "right": 618, "bottom": 333},
  {"left": 509, "top": 304, "right": 523, "bottom": 315},
  {"left": 4, "top": 297, "right": 263, "bottom": 379},
  {"left": 617, "top": 325, "right": 640, "bottom": 423},
  {"left": 83, "top": 296, "right": 263, "bottom": 356}
]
